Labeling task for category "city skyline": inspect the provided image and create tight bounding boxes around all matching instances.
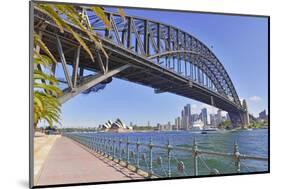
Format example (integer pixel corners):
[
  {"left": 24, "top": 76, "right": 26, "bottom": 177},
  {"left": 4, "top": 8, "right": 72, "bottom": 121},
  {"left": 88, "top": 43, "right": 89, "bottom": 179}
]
[{"left": 52, "top": 8, "right": 268, "bottom": 128}]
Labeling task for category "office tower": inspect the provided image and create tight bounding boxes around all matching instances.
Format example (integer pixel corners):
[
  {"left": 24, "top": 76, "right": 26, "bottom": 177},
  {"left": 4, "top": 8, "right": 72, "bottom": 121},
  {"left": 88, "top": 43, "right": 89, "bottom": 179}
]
[{"left": 201, "top": 108, "right": 208, "bottom": 126}]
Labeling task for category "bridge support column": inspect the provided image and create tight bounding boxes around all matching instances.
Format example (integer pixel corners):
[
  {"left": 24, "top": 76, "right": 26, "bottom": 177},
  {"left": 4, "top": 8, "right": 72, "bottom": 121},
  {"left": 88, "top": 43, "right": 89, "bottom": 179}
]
[
  {"left": 240, "top": 111, "right": 249, "bottom": 129},
  {"left": 241, "top": 99, "right": 250, "bottom": 128},
  {"left": 229, "top": 111, "right": 249, "bottom": 129}
]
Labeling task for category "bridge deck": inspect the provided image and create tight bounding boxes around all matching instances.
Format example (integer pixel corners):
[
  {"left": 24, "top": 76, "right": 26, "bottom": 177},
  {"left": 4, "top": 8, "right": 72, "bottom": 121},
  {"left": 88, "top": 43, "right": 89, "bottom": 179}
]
[
  {"left": 34, "top": 11, "right": 244, "bottom": 117},
  {"left": 36, "top": 136, "right": 143, "bottom": 186}
]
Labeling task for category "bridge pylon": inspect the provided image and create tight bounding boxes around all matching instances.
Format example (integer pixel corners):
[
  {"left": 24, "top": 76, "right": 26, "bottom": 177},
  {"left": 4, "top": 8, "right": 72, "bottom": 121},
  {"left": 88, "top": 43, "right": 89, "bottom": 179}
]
[{"left": 240, "top": 99, "right": 250, "bottom": 128}]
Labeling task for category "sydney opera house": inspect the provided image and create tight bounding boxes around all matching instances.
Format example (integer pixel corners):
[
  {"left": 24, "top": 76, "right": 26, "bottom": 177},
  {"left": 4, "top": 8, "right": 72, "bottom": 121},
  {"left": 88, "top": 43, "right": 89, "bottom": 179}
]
[{"left": 98, "top": 119, "right": 133, "bottom": 132}]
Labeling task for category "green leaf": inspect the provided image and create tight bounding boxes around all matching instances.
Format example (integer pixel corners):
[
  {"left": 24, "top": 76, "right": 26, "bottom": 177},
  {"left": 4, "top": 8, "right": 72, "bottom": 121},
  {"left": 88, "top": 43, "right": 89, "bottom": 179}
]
[
  {"left": 34, "top": 32, "right": 57, "bottom": 63},
  {"left": 34, "top": 70, "right": 58, "bottom": 84},
  {"left": 34, "top": 83, "right": 61, "bottom": 97},
  {"left": 118, "top": 8, "right": 126, "bottom": 22},
  {"left": 36, "top": 4, "right": 65, "bottom": 33},
  {"left": 92, "top": 7, "right": 111, "bottom": 30}
]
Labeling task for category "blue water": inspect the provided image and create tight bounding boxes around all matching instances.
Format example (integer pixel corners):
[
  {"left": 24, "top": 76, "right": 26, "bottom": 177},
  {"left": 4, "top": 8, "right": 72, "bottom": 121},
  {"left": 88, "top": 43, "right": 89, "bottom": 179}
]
[{"left": 83, "top": 129, "right": 268, "bottom": 177}]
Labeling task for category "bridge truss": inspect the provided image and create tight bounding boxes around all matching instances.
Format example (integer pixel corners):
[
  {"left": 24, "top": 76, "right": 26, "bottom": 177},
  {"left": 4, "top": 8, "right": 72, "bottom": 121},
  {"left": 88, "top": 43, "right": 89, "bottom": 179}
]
[{"left": 33, "top": 5, "right": 249, "bottom": 127}]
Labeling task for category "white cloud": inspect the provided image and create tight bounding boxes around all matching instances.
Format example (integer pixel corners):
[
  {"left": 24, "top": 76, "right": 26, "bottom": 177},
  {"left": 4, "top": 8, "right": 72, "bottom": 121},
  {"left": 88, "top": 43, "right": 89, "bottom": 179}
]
[
  {"left": 191, "top": 104, "right": 198, "bottom": 109},
  {"left": 249, "top": 96, "right": 262, "bottom": 102},
  {"left": 190, "top": 103, "right": 227, "bottom": 116}
]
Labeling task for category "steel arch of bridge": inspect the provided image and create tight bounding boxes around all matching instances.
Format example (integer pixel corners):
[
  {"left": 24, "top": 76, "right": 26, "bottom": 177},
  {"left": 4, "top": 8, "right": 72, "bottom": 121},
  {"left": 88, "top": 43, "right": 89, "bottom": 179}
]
[
  {"left": 33, "top": 6, "right": 248, "bottom": 126},
  {"left": 88, "top": 10, "right": 241, "bottom": 108}
]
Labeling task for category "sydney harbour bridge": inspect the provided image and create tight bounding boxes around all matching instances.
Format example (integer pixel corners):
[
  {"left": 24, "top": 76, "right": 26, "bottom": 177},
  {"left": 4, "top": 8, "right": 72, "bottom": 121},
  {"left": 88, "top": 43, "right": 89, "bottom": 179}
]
[{"left": 33, "top": 6, "right": 250, "bottom": 128}]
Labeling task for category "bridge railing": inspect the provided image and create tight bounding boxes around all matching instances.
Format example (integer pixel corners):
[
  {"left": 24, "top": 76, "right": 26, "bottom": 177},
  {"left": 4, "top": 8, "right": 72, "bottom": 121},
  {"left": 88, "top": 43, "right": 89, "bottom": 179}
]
[{"left": 63, "top": 132, "right": 268, "bottom": 178}]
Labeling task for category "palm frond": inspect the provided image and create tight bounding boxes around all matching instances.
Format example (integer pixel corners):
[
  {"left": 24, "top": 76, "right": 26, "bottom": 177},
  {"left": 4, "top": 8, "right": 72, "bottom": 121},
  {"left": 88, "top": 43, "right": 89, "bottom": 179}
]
[
  {"left": 34, "top": 83, "right": 61, "bottom": 97},
  {"left": 35, "top": 4, "right": 64, "bottom": 33},
  {"left": 118, "top": 8, "right": 126, "bottom": 22},
  {"left": 34, "top": 70, "right": 58, "bottom": 84},
  {"left": 34, "top": 32, "right": 57, "bottom": 63},
  {"left": 92, "top": 7, "right": 111, "bottom": 30}
]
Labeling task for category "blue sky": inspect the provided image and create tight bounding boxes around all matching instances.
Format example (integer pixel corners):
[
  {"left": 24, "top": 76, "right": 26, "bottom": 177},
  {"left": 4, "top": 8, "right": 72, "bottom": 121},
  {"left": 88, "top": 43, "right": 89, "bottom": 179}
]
[{"left": 56, "top": 8, "right": 268, "bottom": 128}]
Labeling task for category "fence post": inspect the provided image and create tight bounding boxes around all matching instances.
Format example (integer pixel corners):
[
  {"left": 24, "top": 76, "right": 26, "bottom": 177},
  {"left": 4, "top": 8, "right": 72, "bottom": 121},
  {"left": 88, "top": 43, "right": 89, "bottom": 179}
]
[
  {"left": 119, "top": 138, "right": 122, "bottom": 162},
  {"left": 167, "top": 139, "right": 172, "bottom": 177},
  {"left": 113, "top": 137, "right": 115, "bottom": 160},
  {"left": 99, "top": 137, "right": 102, "bottom": 154},
  {"left": 103, "top": 137, "right": 106, "bottom": 155},
  {"left": 94, "top": 136, "right": 96, "bottom": 151},
  {"left": 126, "top": 137, "right": 130, "bottom": 165},
  {"left": 97, "top": 137, "right": 99, "bottom": 153},
  {"left": 107, "top": 138, "right": 109, "bottom": 156},
  {"left": 149, "top": 137, "right": 153, "bottom": 177},
  {"left": 136, "top": 138, "right": 140, "bottom": 170},
  {"left": 234, "top": 141, "right": 240, "bottom": 173},
  {"left": 192, "top": 138, "right": 198, "bottom": 176}
]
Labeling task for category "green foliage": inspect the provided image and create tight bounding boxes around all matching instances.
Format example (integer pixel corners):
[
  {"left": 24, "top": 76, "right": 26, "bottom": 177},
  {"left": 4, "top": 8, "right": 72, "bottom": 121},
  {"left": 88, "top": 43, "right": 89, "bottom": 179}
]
[
  {"left": 33, "top": 3, "right": 125, "bottom": 129},
  {"left": 33, "top": 33, "right": 61, "bottom": 128},
  {"left": 218, "top": 120, "right": 231, "bottom": 129},
  {"left": 133, "top": 126, "right": 154, "bottom": 131},
  {"left": 249, "top": 121, "right": 262, "bottom": 129},
  {"left": 92, "top": 7, "right": 111, "bottom": 29}
]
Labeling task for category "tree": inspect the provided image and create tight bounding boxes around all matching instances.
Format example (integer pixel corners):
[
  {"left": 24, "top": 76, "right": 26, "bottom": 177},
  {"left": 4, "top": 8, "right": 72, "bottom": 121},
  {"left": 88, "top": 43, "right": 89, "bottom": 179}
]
[
  {"left": 218, "top": 120, "right": 231, "bottom": 129},
  {"left": 33, "top": 3, "right": 125, "bottom": 128}
]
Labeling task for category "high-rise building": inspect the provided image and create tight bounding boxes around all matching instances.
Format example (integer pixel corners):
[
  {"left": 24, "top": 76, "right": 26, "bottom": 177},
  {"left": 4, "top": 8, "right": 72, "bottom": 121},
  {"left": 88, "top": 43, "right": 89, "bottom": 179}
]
[
  {"left": 191, "top": 113, "right": 200, "bottom": 123},
  {"left": 217, "top": 109, "right": 222, "bottom": 124},
  {"left": 259, "top": 110, "right": 267, "bottom": 120},
  {"left": 181, "top": 104, "right": 191, "bottom": 130},
  {"left": 175, "top": 117, "right": 181, "bottom": 130},
  {"left": 226, "top": 113, "right": 231, "bottom": 121},
  {"left": 210, "top": 114, "right": 217, "bottom": 126},
  {"left": 201, "top": 108, "right": 208, "bottom": 126}
]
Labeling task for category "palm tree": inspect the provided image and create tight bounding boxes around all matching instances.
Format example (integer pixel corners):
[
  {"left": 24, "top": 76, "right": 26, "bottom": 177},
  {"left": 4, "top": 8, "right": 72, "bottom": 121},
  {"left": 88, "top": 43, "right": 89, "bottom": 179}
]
[{"left": 33, "top": 3, "right": 125, "bottom": 129}]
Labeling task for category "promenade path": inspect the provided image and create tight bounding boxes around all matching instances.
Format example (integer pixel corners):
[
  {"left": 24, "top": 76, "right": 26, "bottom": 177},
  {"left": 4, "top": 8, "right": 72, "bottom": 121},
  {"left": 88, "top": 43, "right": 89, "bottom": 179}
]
[
  {"left": 34, "top": 133, "right": 60, "bottom": 184},
  {"left": 36, "top": 136, "right": 143, "bottom": 186}
]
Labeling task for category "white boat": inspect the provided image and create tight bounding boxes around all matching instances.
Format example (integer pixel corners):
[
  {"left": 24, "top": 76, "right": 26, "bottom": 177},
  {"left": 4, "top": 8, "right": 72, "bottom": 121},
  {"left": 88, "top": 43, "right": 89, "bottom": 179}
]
[
  {"left": 200, "top": 125, "right": 219, "bottom": 134},
  {"left": 190, "top": 120, "right": 204, "bottom": 131}
]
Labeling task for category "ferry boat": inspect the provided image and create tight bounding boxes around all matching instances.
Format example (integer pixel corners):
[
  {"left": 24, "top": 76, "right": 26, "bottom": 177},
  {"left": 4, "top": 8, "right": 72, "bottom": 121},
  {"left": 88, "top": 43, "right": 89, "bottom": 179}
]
[
  {"left": 201, "top": 126, "right": 218, "bottom": 134},
  {"left": 190, "top": 120, "right": 204, "bottom": 132}
]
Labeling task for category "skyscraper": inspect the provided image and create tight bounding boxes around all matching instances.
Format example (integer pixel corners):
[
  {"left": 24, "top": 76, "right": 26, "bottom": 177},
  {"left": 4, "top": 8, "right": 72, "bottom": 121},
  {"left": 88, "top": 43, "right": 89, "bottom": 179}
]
[
  {"left": 181, "top": 104, "right": 191, "bottom": 130},
  {"left": 226, "top": 113, "right": 231, "bottom": 121},
  {"left": 201, "top": 108, "right": 208, "bottom": 126},
  {"left": 210, "top": 114, "right": 216, "bottom": 126},
  {"left": 217, "top": 109, "right": 222, "bottom": 124},
  {"left": 175, "top": 117, "right": 181, "bottom": 130},
  {"left": 259, "top": 110, "right": 267, "bottom": 120}
]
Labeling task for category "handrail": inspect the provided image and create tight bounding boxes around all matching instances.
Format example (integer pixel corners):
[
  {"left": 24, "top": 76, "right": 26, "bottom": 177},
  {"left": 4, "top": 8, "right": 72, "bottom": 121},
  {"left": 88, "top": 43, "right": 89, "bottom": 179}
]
[{"left": 63, "top": 132, "right": 268, "bottom": 178}]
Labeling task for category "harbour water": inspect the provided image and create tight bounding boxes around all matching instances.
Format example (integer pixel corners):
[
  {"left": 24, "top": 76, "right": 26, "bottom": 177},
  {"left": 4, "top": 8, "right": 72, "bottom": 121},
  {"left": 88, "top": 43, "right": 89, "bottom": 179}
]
[{"left": 84, "top": 129, "right": 268, "bottom": 177}]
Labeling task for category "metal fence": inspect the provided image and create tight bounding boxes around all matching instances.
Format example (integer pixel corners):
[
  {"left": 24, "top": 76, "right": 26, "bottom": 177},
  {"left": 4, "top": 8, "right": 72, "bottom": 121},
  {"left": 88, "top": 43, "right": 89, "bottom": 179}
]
[{"left": 63, "top": 132, "right": 268, "bottom": 178}]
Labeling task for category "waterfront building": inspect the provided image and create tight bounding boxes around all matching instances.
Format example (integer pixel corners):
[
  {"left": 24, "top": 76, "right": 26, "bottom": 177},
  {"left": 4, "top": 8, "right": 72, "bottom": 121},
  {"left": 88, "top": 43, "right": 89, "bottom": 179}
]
[
  {"left": 174, "top": 117, "right": 181, "bottom": 130},
  {"left": 99, "top": 119, "right": 133, "bottom": 132},
  {"left": 181, "top": 104, "right": 191, "bottom": 130},
  {"left": 201, "top": 108, "right": 208, "bottom": 126},
  {"left": 259, "top": 110, "right": 267, "bottom": 120},
  {"left": 191, "top": 113, "right": 200, "bottom": 123},
  {"left": 217, "top": 109, "right": 222, "bottom": 124},
  {"left": 226, "top": 113, "right": 231, "bottom": 121},
  {"left": 210, "top": 114, "right": 217, "bottom": 127}
]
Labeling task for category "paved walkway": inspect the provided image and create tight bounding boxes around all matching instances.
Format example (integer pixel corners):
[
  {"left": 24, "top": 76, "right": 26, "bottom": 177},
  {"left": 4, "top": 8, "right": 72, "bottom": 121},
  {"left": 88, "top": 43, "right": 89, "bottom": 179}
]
[
  {"left": 36, "top": 136, "right": 143, "bottom": 186},
  {"left": 34, "top": 133, "right": 60, "bottom": 185}
]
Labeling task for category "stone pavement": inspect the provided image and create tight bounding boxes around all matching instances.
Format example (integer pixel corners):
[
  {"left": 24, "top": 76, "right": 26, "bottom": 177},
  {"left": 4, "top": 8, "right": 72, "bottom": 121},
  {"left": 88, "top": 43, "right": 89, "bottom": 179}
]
[
  {"left": 36, "top": 136, "right": 143, "bottom": 186},
  {"left": 34, "top": 133, "right": 60, "bottom": 185}
]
